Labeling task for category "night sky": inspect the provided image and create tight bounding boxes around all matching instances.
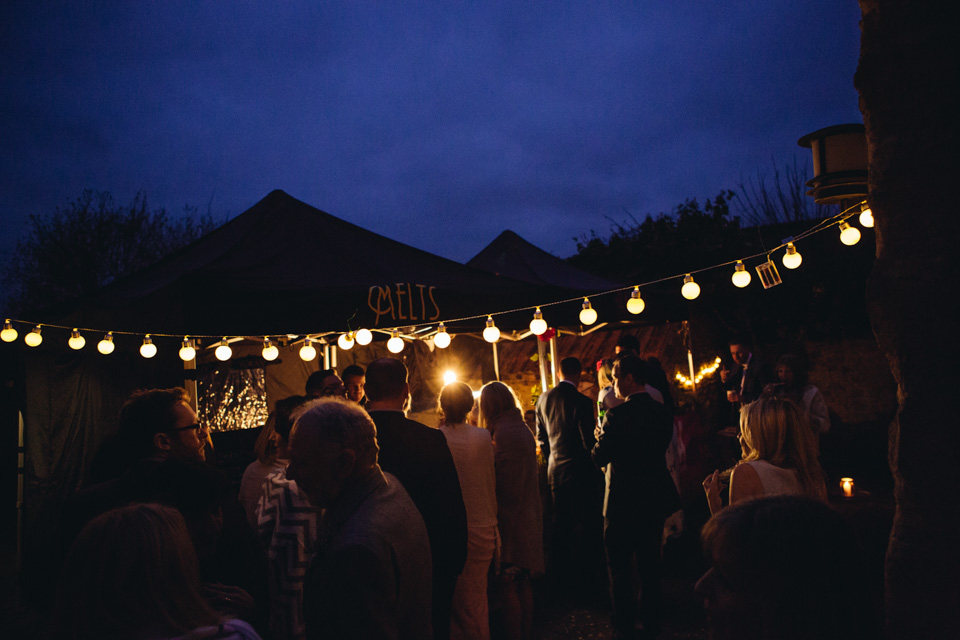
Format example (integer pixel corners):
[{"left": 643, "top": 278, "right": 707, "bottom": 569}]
[{"left": 0, "top": 2, "right": 862, "bottom": 308}]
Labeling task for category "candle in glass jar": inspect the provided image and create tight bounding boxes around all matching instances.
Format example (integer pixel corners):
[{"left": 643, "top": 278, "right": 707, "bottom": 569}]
[{"left": 840, "top": 477, "right": 854, "bottom": 498}]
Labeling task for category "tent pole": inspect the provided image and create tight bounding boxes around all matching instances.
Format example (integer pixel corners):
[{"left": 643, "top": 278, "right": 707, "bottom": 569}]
[
  {"left": 492, "top": 342, "right": 500, "bottom": 381},
  {"left": 184, "top": 357, "right": 198, "bottom": 412},
  {"left": 329, "top": 345, "right": 337, "bottom": 371},
  {"left": 15, "top": 410, "right": 24, "bottom": 606},
  {"left": 687, "top": 349, "right": 697, "bottom": 394},
  {"left": 537, "top": 337, "right": 549, "bottom": 392},
  {"left": 549, "top": 335, "right": 558, "bottom": 388}
]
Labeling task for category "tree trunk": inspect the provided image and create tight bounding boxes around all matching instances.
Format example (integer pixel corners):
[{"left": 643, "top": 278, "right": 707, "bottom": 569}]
[{"left": 856, "top": 1, "right": 960, "bottom": 636}]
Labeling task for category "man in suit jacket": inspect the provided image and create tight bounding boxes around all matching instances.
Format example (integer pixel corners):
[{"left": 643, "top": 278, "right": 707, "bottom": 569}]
[
  {"left": 720, "top": 337, "right": 774, "bottom": 406},
  {"left": 536, "top": 356, "right": 603, "bottom": 593},
  {"left": 365, "top": 357, "right": 467, "bottom": 640},
  {"left": 592, "top": 355, "right": 680, "bottom": 640}
]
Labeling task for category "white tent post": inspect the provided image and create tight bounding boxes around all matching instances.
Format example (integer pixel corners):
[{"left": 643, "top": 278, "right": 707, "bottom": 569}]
[
  {"left": 492, "top": 341, "right": 500, "bottom": 381},
  {"left": 549, "top": 335, "right": 558, "bottom": 388},
  {"left": 537, "top": 337, "right": 549, "bottom": 392},
  {"left": 687, "top": 349, "right": 696, "bottom": 394}
]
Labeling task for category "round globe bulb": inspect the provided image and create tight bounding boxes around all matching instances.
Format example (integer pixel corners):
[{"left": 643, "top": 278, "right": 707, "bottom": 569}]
[
  {"left": 68, "top": 331, "right": 85, "bottom": 350},
  {"left": 262, "top": 343, "right": 279, "bottom": 361},
  {"left": 681, "top": 276, "right": 700, "bottom": 300},
  {"left": 179, "top": 344, "right": 196, "bottom": 361},
  {"left": 840, "top": 222, "right": 861, "bottom": 246},
  {"left": 579, "top": 307, "right": 598, "bottom": 325},
  {"left": 299, "top": 342, "right": 317, "bottom": 361},
  {"left": 25, "top": 329, "right": 42, "bottom": 347},
  {"left": 97, "top": 335, "right": 115, "bottom": 355},
  {"left": 483, "top": 325, "right": 500, "bottom": 343},
  {"left": 732, "top": 265, "right": 752, "bottom": 288},
  {"left": 338, "top": 333, "right": 355, "bottom": 350},
  {"left": 387, "top": 335, "right": 405, "bottom": 353},
  {"left": 626, "top": 295, "right": 645, "bottom": 315},
  {"left": 782, "top": 248, "right": 802, "bottom": 270},
  {"left": 443, "top": 370, "right": 457, "bottom": 385},
  {"left": 215, "top": 343, "right": 232, "bottom": 361},
  {"left": 140, "top": 340, "right": 157, "bottom": 359},
  {"left": 530, "top": 317, "right": 548, "bottom": 335},
  {"left": 859, "top": 208, "right": 874, "bottom": 228},
  {"left": 434, "top": 330, "right": 451, "bottom": 349},
  {"left": 1, "top": 321, "right": 17, "bottom": 343},
  {"left": 355, "top": 328, "right": 373, "bottom": 345}
]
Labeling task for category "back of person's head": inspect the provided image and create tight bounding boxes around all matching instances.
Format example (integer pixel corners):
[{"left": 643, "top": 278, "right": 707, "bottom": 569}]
[
  {"left": 117, "top": 388, "right": 189, "bottom": 461},
  {"left": 597, "top": 358, "right": 615, "bottom": 388},
  {"left": 616, "top": 354, "right": 648, "bottom": 386},
  {"left": 52, "top": 502, "right": 218, "bottom": 639},
  {"left": 293, "top": 398, "right": 379, "bottom": 469},
  {"left": 438, "top": 381, "right": 475, "bottom": 425},
  {"left": 305, "top": 369, "right": 341, "bottom": 397},
  {"left": 698, "top": 496, "right": 877, "bottom": 640},
  {"left": 559, "top": 357, "right": 582, "bottom": 381},
  {"left": 616, "top": 333, "right": 640, "bottom": 355},
  {"left": 478, "top": 381, "right": 520, "bottom": 430},
  {"left": 364, "top": 358, "right": 408, "bottom": 402},
  {"left": 272, "top": 394, "right": 309, "bottom": 443},
  {"left": 740, "top": 396, "right": 825, "bottom": 499}
]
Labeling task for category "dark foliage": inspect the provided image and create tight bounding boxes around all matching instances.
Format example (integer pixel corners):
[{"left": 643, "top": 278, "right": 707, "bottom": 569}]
[{"left": 4, "top": 190, "right": 220, "bottom": 315}]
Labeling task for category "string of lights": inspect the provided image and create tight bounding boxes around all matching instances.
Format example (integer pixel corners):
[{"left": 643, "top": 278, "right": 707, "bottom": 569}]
[{"left": 1, "top": 200, "right": 870, "bottom": 361}]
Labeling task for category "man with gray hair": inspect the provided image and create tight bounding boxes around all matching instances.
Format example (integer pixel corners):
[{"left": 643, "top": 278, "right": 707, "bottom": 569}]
[{"left": 287, "top": 398, "right": 432, "bottom": 640}]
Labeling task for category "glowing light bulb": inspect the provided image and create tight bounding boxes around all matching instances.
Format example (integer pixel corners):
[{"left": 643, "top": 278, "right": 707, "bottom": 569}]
[
  {"left": 140, "top": 335, "right": 157, "bottom": 359},
  {"left": 24, "top": 326, "right": 43, "bottom": 347},
  {"left": 626, "top": 287, "right": 645, "bottom": 314},
  {"left": 387, "top": 330, "right": 405, "bottom": 353},
  {"left": 839, "top": 221, "right": 861, "bottom": 246},
  {"left": 67, "top": 329, "right": 85, "bottom": 350},
  {"left": 338, "top": 332, "right": 355, "bottom": 350},
  {"left": 355, "top": 328, "right": 373, "bottom": 346},
  {"left": 262, "top": 339, "right": 279, "bottom": 361},
  {"left": 98, "top": 333, "right": 115, "bottom": 354},
  {"left": 1, "top": 320, "right": 17, "bottom": 343},
  {"left": 681, "top": 275, "right": 700, "bottom": 300},
  {"left": 215, "top": 339, "right": 232, "bottom": 361},
  {"left": 179, "top": 338, "right": 196, "bottom": 361},
  {"left": 782, "top": 243, "right": 802, "bottom": 270},
  {"left": 434, "top": 323, "right": 451, "bottom": 349},
  {"left": 731, "top": 261, "right": 752, "bottom": 287},
  {"left": 579, "top": 298, "right": 597, "bottom": 325},
  {"left": 482, "top": 316, "right": 500, "bottom": 343},
  {"left": 859, "top": 203, "right": 874, "bottom": 228},
  {"left": 299, "top": 338, "right": 317, "bottom": 361},
  {"left": 529, "top": 308, "right": 548, "bottom": 335},
  {"left": 443, "top": 370, "right": 457, "bottom": 385}
]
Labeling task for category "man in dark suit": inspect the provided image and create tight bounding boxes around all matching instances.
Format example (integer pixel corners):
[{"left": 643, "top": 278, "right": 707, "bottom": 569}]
[
  {"left": 720, "top": 336, "right": 774, "bottom": 406},
  {"left": 536, "top": 356, "right": 603, "bottom": 593},
  {"left": 365, "top": 357, "right": 467, "bottom": 640},
  {"left": 592, "top": 355, "right": 680, "bottom": 640}
]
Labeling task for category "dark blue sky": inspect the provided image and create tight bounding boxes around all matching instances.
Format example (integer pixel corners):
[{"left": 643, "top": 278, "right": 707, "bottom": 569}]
[{"left": 1, "top": 2, "right": 862, "bottom": 291}]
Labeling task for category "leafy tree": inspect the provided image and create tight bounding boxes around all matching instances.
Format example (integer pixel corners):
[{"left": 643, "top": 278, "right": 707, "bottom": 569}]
[{"left": 4, "top": 190, "right": 220, "bottom": 315}]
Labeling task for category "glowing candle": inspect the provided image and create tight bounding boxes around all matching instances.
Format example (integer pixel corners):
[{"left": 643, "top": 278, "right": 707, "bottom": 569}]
[{"left": 840, "top": 477, "right": 854, "bottom": 498}]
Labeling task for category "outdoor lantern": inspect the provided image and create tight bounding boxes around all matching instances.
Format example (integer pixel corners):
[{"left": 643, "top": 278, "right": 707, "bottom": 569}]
[
  {"left": 387, "top": 330, "right": 405, "bottom": 353},
  {"left": 859, "top": 202, "right": 874, "bottom": 228},
  {"left": 24, "top": 325, "right": 42, "bottom": 347},
  {"left": 782, "top": 243, "right": 803, "bottom": 269},
  {"left": 482, "top": 316, "right": 500, "bottom": 343},
  {"left": 98, "top": 333, "right": 115, "bottom": 355},
  {"left": 355, "top": 328, "right": 373, "bottom": 346},
  {"left": 299, "top": 337, "right": 317, "bottom": 361},
  {"left": 579, "top": 298, "right": 597, "bottom": 325},
  {"left": 839, "top": 221, "right": 861, "bottom": 246},
  {"left": 262, "top": 338, "right": 279, "bottom": 361},
  {"left": 215, "top": 339, "right": 232, "bottom": 361},
  {"left": 731, "top": 262, "right": 752, "bottom": 288},
  {"left": 797, "top": 124, "right": 868, "bottom": 205},
  {"left": 68, "top": 329, "right": 85, "bottom": 350},
  {"left": 529, "top": 308, "right": 548, "bottom": 335},
  {"left": 626, "top": 287, "right": 645, "bottom": 314},
  {"left": 140, "top": 335, "right": 157, "bottom": 358},
  {"left": 338, "top": 332, "right": 355, "bottom": 350},
  {"left": 434, "top": 323, "right": 451, "bottom": 348},
  {"left": 840, "top": 477, "right": 855, "bottom": 498},
  {"left": 443, "top": 370, "right": 457, "bottom": 385},
  {"left": 1, "top": 320, "right": 17, "bottom": 342},
  {"left": 179, "top": 338, "right": 196, "bottom": 362},
  {"left": 681, "top": 275, "right": 700, "bottom": 300}
]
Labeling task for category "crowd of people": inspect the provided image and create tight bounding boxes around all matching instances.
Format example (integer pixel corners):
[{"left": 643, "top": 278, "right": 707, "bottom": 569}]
[{"left": 45, "top": 335, "right": 878, "bottom": 640}]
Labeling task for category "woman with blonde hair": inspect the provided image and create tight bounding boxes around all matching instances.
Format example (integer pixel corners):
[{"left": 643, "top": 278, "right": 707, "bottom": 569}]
[
  {"left": 479, "top": 381, "right": 544, "bottom": 640},
  {"left": 51, "top": 502, "right": 261, "bottom": 639},
  {"left": 703, "top": 396, "right": 826, "bottom": 515},
  {"left": 439, "top": 381, "right": 497, "bottom": 640}
]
